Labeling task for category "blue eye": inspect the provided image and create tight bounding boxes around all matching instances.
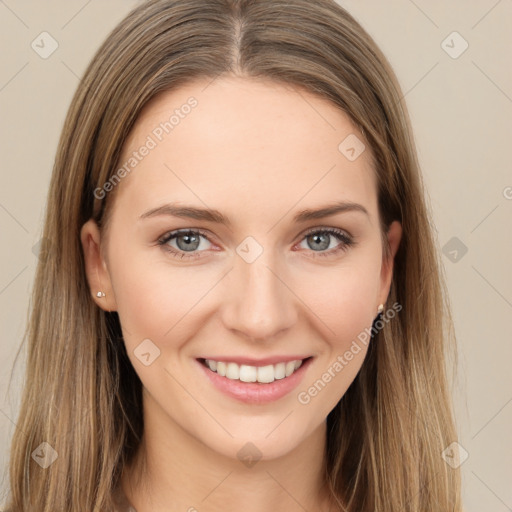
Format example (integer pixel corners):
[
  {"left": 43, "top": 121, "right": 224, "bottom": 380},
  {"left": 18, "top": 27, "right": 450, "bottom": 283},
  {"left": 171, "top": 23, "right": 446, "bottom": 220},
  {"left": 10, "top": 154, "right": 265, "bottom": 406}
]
[
  {"left": 298, "top": 228, "right": 355, "bottom": 257},
  {"left": 157, "top": 229, "right": 212, "bottom": 260},
  {"left": 157, "top": 227, "right": 355, "bottom": 260}
]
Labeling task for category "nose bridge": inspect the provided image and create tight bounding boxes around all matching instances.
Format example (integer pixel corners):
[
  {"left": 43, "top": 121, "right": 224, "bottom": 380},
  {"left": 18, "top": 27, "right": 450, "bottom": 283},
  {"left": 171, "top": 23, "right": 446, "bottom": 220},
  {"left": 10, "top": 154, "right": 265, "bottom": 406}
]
[{"left": 222, "top": 243, "right": 296, "bottom": 341}]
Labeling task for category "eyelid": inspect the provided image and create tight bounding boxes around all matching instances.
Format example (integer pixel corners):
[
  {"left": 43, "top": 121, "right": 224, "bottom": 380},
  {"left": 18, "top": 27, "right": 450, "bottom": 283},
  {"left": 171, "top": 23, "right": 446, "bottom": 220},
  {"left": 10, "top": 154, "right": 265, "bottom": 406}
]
[
  {"left": 158, "top": 226, "right": 353, "bottom": 244},
  {"left": 293, "top": 226, "right": 355, "bottom": 255},
  {"left": 157, "top": 227, "right": 213, "bottom": 244},
  {"left": 300, "top": 225, "right": 353, "bottom": 240},
  {"left": 157, "top": 225, "right": 355, "bottom": 259},
  {"left": 157, "top": 228, "right": 217, "bottom": 252}
]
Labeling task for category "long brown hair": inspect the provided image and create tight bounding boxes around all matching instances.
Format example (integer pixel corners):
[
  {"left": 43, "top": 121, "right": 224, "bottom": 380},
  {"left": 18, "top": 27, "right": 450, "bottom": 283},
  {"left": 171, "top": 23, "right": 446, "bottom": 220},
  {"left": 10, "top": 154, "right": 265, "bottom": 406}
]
[{"left": 5, "top": 0, "right": 461, "bottom": 510}]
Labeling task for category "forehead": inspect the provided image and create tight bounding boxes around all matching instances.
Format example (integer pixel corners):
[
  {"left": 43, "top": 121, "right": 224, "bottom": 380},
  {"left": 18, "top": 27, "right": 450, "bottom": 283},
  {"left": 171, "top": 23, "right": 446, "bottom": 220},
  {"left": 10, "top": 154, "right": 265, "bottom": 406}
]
[{"left": 111, "top": 76, "right": 378, "bottom": 227}]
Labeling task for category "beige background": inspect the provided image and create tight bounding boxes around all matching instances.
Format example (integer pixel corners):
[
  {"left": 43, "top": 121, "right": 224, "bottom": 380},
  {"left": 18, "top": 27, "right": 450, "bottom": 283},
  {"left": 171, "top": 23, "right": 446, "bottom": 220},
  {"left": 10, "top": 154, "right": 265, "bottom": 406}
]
[{"left": 1, "top": 1, "right": 511, "bottom": 509}]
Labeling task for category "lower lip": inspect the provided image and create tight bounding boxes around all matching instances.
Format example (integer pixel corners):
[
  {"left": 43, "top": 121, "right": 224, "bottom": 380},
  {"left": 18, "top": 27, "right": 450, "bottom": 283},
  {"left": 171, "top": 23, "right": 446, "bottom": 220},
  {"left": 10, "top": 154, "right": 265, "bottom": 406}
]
[{"left": 196, "top": 357, "right": 313, "bottom": 404}]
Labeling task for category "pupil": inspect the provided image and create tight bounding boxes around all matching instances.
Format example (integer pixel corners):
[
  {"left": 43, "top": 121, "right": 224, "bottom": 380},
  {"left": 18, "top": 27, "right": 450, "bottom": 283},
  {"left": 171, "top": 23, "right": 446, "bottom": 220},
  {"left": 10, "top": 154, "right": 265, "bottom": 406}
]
[
  {"left": 178, "top": 233, "right": 199, "bottom": 251},
  {"left": 310, "top": 233, "right": 329, "bottom": 250}
]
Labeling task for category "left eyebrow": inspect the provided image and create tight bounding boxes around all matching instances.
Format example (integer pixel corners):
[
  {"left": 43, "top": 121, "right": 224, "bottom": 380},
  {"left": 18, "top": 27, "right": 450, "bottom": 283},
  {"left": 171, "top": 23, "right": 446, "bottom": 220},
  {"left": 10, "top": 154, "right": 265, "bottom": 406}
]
[
  {"left": 138, "top": 200, "right": 369, "bottom": 226},
  {"left": 292, "top": 201, "right": 369, "bottom": 223}
]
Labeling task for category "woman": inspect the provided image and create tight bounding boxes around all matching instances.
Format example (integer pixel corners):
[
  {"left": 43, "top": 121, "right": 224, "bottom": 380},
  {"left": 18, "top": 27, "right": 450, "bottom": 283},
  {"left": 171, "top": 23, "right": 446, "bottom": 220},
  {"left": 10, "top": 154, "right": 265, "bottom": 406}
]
[{"left": 5, "top": 0, "right": 462, "bottom": 510}]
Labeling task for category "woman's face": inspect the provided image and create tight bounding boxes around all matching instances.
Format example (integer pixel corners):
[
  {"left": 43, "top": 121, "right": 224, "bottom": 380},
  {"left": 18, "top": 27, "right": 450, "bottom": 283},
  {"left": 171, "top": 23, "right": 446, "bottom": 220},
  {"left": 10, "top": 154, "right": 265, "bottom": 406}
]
[{"left": 82, "top": 76, "right": 401, "bottom": 462}]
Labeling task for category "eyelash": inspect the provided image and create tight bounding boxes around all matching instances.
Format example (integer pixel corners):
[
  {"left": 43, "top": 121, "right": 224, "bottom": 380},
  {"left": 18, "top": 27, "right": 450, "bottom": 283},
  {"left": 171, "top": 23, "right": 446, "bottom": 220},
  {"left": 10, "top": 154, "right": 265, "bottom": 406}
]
[{"left": 157, "top": 227, "right": 355, "bottom": 260}]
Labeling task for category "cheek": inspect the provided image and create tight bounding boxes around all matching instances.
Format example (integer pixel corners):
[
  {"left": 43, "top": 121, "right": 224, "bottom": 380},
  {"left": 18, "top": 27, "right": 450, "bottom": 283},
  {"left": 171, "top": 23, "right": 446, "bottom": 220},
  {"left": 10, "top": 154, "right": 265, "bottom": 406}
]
[
  {"left": 109, "top": 234, "right": 382, "bottom": 351},
  {"left": 107, "top": 246, "right": 197, "bottom": 344},
  {"left": 295, "top": 253, "right": 382, "bottom": 343},
  {"left": 293, "top": 257, "right": 381, "bottom": 414}
]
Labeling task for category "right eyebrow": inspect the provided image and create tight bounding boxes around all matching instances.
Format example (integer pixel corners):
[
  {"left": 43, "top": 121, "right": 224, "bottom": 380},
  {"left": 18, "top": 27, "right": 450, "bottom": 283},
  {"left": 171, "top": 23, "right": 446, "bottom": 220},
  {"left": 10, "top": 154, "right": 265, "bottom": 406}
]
[{"left": 138, "top": 200, "right": 370, "bottom": 226}]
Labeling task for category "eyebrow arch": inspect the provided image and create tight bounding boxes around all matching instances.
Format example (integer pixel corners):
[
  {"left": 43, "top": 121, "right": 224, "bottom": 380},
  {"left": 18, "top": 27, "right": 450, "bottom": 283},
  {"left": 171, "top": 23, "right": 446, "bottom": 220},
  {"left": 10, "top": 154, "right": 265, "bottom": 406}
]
[
  {"left": 292, "top": 201, "right": 369, "bottom": 223},
  {"left": 138, "top": 200, "right": 369, "bottom": 226}
]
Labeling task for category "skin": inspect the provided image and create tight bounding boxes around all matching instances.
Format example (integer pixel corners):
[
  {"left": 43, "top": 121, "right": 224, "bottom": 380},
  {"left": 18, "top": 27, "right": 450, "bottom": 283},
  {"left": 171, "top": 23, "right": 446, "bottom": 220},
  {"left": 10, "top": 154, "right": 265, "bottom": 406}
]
[{"left": 81, "top": 75, "right": 402, "bottom": 512}]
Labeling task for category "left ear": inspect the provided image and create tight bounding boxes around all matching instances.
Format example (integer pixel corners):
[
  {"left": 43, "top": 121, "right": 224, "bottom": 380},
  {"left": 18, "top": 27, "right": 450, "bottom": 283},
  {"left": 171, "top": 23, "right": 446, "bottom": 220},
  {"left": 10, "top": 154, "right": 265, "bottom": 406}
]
[
  {"left": 379, "top": 220, "right": 402, "bottom": 308},
  {"left": 80, "top": 218, "right": 118, "bottom": 312}
]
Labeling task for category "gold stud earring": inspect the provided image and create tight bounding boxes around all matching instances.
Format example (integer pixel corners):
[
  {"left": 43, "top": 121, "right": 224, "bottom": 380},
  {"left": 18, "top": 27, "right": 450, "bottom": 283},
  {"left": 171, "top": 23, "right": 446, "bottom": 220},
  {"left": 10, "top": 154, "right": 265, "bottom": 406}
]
[{"left": 377, "top": 303, "right": 384, "bottom": 313}]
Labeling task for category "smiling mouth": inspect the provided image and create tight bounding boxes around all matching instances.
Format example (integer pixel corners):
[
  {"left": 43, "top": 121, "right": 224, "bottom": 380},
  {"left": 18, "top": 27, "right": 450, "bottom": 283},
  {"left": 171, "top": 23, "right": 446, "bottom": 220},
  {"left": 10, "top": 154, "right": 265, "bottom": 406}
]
[{"left": 198, "top": 357, "right": 313, "bottom": 384}]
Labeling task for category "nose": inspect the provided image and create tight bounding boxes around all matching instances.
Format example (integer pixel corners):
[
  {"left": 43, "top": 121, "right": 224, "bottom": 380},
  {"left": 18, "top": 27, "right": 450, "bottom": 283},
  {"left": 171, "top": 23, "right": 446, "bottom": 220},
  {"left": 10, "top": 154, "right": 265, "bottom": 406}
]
[{"left": 220, "top": 249, "right": 297, "bottom": 342}]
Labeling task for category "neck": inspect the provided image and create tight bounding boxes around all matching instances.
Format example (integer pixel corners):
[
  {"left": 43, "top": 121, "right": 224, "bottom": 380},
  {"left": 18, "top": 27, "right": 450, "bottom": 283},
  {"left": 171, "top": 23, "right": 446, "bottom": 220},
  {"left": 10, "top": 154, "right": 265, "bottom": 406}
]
[{"left": 120, "top": 394, "right": 334, "bottom": 512}]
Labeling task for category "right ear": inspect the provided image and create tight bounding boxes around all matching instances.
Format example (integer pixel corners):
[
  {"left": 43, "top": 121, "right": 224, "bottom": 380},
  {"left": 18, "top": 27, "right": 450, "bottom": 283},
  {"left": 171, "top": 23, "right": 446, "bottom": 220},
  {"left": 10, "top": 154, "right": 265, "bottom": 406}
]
[{"left": 80, "top": 219, "right": 117, "bottom": 312}]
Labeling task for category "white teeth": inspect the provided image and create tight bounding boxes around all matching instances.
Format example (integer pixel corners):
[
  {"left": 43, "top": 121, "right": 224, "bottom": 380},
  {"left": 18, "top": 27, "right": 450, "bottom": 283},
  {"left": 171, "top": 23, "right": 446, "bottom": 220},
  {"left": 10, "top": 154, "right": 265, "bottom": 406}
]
[
  {"left": 203, "top": 358, "right": 306, "bottom": 383},
  {"left": 239, "top": 365, "right": 257, "bottom": 383},
  {"left": 216, "top": 361, "right": 226, "bottom": 376},
  {"left": 285, "top": 361, "right": 295, "bottom": 377},
  {"left": 257, "top": 365, "right": 275, "bottom": 383},
  {"left": 274, "top": 362, "right": 286, "bottom": 379},
  {"left": 226, "top": 362, "right": 239, "bottom": 380}
]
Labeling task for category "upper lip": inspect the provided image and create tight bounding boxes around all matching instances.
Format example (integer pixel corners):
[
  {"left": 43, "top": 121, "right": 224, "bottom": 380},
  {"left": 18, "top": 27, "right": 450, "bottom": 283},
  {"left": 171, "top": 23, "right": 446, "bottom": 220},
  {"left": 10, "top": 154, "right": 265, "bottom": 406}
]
[{"left": 197, "top": 355, "right": 312, "bottom": 366}]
